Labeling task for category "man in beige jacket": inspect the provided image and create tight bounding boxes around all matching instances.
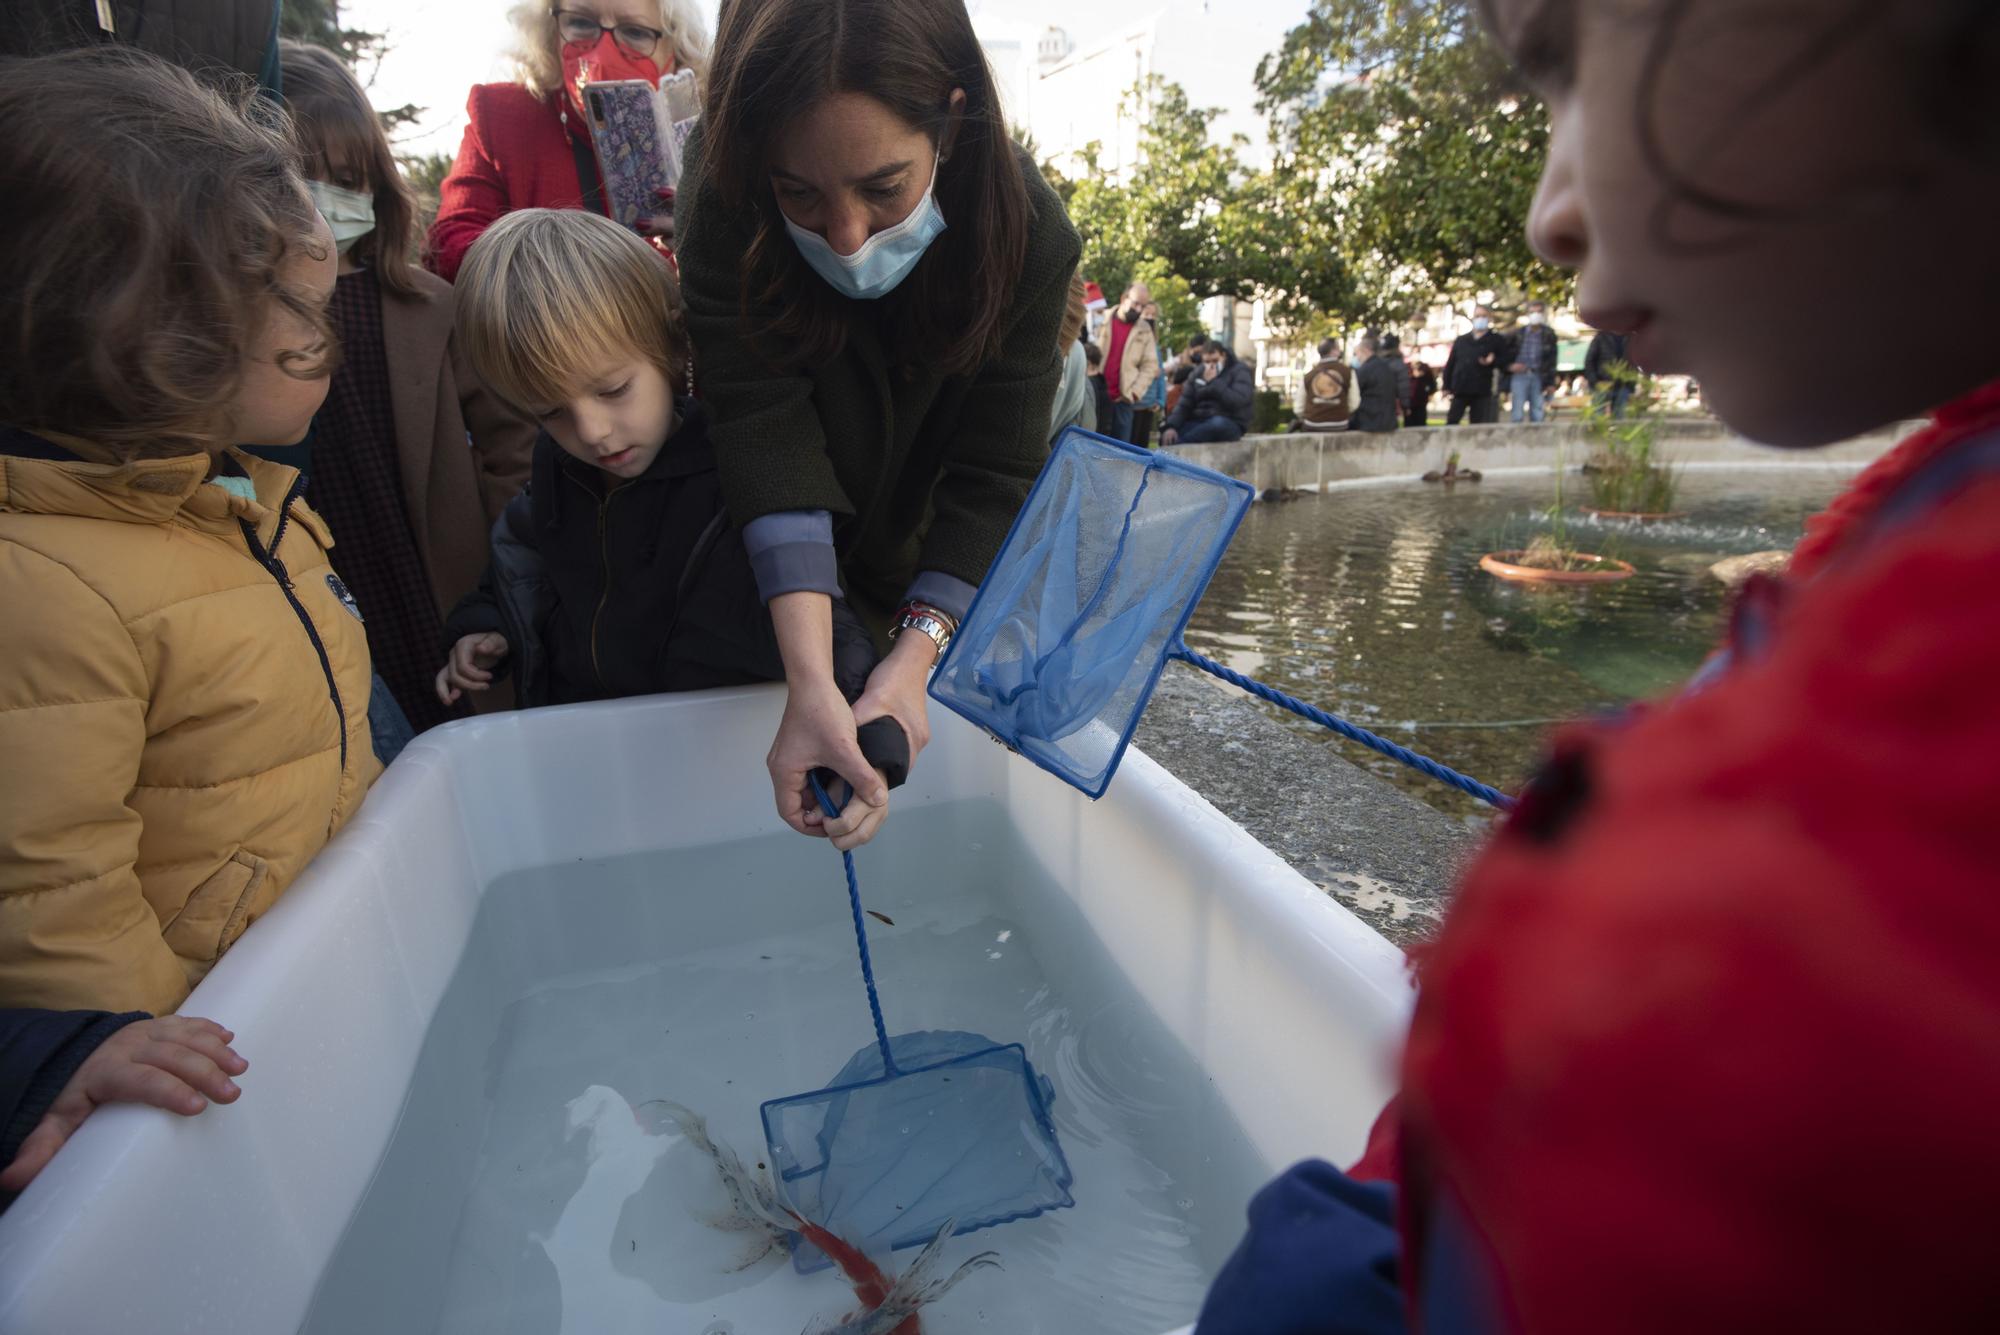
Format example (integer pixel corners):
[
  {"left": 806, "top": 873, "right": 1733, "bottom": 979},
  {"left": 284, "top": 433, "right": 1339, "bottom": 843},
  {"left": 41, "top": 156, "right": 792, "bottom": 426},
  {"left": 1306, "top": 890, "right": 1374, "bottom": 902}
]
[{"left": 1096, "top": 282, "right": 1160, "bottom": 444}]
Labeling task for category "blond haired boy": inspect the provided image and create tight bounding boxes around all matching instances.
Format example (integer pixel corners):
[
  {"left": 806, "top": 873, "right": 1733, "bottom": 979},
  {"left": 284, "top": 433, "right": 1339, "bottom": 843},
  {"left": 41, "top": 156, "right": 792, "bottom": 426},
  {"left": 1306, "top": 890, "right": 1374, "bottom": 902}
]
[{"left": 438, "top": 211, "right": 906, "bottom": 837}]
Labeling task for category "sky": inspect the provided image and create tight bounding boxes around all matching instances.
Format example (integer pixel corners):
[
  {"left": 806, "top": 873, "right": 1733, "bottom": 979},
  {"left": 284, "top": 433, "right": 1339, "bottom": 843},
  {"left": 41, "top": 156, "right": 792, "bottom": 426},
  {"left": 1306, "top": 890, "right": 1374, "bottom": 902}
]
[{"left": 342, "top": 0, "right": 1309, "bottom": 162}]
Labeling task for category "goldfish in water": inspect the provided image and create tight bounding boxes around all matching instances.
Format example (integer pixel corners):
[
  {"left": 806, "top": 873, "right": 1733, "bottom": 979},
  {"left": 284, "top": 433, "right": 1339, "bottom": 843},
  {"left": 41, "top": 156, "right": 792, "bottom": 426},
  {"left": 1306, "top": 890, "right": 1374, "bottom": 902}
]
[{"left": 641, "top": 1100, "right": 998, "bottom": 1335}]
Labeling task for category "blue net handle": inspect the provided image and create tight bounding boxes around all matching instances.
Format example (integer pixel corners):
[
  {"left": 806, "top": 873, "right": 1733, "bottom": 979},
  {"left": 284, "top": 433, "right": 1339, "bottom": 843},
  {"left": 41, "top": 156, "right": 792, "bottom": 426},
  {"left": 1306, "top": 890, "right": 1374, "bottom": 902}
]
[
  {"left": 1171, "top": 646, "right": 1517, "bottom": 811},
  {"left": 808, "top": 773, "right": 898, "bottom": 1076}
]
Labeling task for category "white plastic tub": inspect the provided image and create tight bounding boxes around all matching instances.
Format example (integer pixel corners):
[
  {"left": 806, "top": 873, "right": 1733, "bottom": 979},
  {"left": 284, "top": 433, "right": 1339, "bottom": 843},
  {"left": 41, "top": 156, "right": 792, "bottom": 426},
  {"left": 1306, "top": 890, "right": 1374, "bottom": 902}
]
[{"left": 0, "top": 687, "right": 1413, "bottom": 1334}]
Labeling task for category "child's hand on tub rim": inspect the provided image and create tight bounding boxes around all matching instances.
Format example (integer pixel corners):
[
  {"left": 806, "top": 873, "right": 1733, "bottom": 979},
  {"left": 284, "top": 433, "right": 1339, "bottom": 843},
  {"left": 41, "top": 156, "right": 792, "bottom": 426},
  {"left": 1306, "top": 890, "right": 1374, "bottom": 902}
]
[
  {"left": 437, "top": 632, "right": 509, "bottom": 705},
  {"left": 0, "top": 1016, "right": 246, "bottom": 1193}
]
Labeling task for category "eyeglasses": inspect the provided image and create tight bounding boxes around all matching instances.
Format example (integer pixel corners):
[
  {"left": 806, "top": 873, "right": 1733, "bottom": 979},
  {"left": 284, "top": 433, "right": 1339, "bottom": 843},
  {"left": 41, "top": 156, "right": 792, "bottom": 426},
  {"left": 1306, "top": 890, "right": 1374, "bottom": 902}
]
[{"left": 551, "top": 8, "right": 667, "bottom": 60}]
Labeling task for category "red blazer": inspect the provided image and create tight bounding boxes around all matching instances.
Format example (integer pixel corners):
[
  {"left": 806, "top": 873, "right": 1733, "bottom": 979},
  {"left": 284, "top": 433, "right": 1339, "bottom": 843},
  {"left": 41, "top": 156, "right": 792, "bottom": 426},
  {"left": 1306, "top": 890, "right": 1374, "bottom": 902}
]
[
  {"left": 427, "top": 82, "right": 674, "bottom": 283},
  {"left": 428, "top": 83, "right": 596, "bottom": 282}
]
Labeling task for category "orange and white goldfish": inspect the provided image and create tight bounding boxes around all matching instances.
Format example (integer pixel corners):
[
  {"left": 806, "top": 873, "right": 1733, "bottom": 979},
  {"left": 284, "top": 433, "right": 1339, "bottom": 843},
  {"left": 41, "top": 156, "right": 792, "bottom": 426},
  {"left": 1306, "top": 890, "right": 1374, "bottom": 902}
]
[{"left": 640, "top": 1100, "right": 999, "bottom": 1335}]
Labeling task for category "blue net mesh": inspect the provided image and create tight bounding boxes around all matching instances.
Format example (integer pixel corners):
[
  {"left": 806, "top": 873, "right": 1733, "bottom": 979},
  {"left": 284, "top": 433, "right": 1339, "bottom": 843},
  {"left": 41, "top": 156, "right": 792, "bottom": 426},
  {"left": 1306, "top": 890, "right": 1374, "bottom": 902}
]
[
  {"left": 760, "top": 779, "right": 1074, "bottom": 1275},
  {"left": 760, "top": 1030, "right": 1073, "bottom": 1274},
  {"left": 931, "top": 428, "right": 1255, "bottom": 797}
]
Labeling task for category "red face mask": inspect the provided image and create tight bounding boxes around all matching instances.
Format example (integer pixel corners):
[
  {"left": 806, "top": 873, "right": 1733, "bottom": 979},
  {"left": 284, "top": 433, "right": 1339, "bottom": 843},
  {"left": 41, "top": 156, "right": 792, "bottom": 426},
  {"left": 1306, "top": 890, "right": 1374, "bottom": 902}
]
[{"left": 560, "top": 33, "right": 665, "bottom": 121}]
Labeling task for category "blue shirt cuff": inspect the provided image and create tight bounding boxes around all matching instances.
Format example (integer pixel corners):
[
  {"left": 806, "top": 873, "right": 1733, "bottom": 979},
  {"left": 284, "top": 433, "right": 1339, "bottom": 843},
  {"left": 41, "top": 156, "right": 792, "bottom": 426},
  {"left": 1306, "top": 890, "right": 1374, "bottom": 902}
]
[
  {"left": 904, "top": 572, "right": 977, "bottom": 625},
  {"left": 743, "top": 510, "right": 840, "bottom": 603}
]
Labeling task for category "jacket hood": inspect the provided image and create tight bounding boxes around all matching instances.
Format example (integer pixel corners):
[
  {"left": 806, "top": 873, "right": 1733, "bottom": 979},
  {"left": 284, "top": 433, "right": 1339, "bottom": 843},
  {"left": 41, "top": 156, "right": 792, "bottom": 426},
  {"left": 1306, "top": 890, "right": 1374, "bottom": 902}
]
[{"left": 0, "top": 425, "right": 310, "bottom": 539}]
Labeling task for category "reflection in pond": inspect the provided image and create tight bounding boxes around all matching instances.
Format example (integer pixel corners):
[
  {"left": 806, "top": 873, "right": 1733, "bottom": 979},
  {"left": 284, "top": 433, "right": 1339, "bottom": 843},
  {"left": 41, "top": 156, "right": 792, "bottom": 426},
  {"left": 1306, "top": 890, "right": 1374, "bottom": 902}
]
[{"left": 1181, "top": 468, "right": 1857, "bottom": 824}]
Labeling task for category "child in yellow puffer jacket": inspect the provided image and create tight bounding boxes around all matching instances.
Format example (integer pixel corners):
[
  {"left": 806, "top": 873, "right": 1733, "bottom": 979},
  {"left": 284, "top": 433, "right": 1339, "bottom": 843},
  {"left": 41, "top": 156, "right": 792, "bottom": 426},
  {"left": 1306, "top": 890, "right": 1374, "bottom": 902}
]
[{"left": 0, "top": 48, "right": 380, "bottom": 1022}]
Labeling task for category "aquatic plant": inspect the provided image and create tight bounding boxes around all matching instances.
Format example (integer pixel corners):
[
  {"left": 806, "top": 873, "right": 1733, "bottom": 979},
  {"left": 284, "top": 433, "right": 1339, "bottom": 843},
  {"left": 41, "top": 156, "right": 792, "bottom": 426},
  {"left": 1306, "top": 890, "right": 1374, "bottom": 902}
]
[
  {"left": 1481, "top": 428, "right": 1636, "bottom": 583},
  {"left": 1584, "top": 362, "right": 1680, "bottom": 514},
  {"left": 1510, "top": 533, "right": 1606, "bottom": 573}
]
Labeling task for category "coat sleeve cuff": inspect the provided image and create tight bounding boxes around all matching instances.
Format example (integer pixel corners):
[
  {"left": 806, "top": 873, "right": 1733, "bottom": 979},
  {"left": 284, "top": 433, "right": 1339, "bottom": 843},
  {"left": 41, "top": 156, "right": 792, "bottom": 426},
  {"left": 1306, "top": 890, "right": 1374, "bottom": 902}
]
[
  {"left": 743, "top": 510, "right": 841, "bottom": 603},
  {"left": 1, "top": 1010, "right": 149, "bottom": 1173},
  {"left": 903, "top": 572, "right": 978, "bottom": 625}
]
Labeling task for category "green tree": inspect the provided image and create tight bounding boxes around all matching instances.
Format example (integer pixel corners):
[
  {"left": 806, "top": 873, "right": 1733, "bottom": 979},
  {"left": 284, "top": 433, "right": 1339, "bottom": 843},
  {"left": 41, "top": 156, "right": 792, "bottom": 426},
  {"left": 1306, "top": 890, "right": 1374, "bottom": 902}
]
[
  {"left": 1064, "top": 78, "right": 1262, "bottom": 308},
  {"left": 1010, "top": 124, "right": 1075, "bottom": 206},
  {"left": 1252, "top": 0, "right": 1571, "bottom": 326},
  {"left": 400, "top": 150, "right": 454, "bottom": 201},
  {"left": 282, "top": 0, "right": 420, "bottom": 131},
  {"left": 398, "top": 149, "right": 456, "bottom": 236},
  {"left": 1129, "top": 260, "right": 1204, "bottom": 353}
]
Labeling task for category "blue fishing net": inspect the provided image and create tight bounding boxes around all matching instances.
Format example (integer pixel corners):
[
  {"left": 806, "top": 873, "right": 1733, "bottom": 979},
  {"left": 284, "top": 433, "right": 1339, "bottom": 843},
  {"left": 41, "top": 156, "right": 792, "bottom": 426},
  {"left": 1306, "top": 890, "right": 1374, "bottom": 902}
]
[
  {"left": 932, "top": 426, "right": 1517, "bottom": 809},
  {"left": 761, "top": 780, "right": 1074, "bottom": 1275},
  {"left": 761, "top": 1030, "right": 1071, "bottom": 1274},
  {"left": 930, "top": 428, "right": 1255, "bottom": 797}
]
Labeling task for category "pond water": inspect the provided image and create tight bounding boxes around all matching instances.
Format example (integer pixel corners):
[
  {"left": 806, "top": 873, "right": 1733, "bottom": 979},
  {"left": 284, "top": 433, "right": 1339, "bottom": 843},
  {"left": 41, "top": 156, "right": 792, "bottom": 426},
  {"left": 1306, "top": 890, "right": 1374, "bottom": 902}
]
[{"left": 1180, "top": 466, "right": 1859, "bottom": 824}]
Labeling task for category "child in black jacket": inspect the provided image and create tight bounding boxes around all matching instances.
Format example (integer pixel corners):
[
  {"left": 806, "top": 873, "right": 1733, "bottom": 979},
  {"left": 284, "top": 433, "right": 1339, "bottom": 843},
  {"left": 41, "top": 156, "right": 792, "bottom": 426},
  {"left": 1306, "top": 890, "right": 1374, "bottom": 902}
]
[{"left": 436, "top": 210, "right": 905, "bottom": 785}]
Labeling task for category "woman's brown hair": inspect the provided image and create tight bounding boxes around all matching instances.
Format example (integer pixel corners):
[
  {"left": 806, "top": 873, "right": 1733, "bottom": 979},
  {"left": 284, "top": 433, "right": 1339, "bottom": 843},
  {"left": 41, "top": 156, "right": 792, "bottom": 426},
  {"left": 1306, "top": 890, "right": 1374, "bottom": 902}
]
[
  {"left": 698, "top": 0, "right": 1031, "bottom": 376},
  {"left": 279, "top": 40, "right": 421, "bottom": 297},
  {"left": 0, "top": 46, "right": 335, "bottom": 456}
]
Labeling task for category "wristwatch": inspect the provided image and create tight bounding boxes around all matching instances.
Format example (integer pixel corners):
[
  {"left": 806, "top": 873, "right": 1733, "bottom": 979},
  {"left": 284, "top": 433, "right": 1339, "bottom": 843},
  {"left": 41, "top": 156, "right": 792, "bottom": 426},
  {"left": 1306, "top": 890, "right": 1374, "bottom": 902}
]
[{"left": 890, "top": 602, "right": 957, "bottom": 658}]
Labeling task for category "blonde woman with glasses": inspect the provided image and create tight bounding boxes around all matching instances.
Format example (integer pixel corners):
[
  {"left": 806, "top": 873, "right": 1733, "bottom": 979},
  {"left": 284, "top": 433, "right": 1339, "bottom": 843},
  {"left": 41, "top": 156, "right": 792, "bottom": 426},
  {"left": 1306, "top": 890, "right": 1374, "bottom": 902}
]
[{"left": 426, "top": 2, "right": 709, "bottom": 281}]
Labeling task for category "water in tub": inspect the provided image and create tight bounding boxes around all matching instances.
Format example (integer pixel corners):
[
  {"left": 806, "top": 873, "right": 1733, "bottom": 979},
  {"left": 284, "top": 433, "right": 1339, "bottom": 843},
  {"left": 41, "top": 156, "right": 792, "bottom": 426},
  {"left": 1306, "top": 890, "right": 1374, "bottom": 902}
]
[{"left": 301, "top": 799, "right": 1268, "bottom": 1333}]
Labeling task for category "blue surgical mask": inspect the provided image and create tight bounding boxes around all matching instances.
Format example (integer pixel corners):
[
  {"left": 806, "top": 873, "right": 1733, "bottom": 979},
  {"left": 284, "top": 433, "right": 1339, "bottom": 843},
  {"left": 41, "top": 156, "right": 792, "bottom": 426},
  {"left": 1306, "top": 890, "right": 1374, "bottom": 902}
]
[
  {"left": 308, "top": 179, "right": 375, "bottom": 255},
  {"left": 1472, "top": 317, "right": 1491, "bottom": 332},
  {"left": 783, "top": 160, "right": 947, "bottom": 300}
]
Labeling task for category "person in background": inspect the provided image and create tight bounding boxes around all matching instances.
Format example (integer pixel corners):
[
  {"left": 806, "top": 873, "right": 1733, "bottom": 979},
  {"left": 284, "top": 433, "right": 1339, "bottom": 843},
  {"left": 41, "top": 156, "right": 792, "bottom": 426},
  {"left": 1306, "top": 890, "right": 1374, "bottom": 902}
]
[
  {"left": 1096, "top": 281, "right": 1160, "bottom": 445},
  {"left": 0, "top": 0, "right": 282, "bottom": 94},
  {"left": 1169, "top": 334, "right": 1211, "bottom": 386},
  {"left": 1197, "top": 0, "right": 2000, "bottom": 1328},
  {"left": 1295, "top": 337, "right": 1352, "bottom": 433},
  {"left": 1162, "top": 341, "right": 1254, "bottom": 445},
  {"left": 1085, "top": 340, "right": 1114, "bottom": 435},
  {"left": 1585, "top": 326, "right": 1633, "bottom": 417},
  {"left": 1166, "top": 332, "right": 1210, "bottom": 423},
  {"left": 1443, "top": 305, "right": 1505, "bottom": 424},
  {"left": 426, "top": 1, "right": 711, "bottom": 280},
  {"left": 1048, "top": 272, "right": 1094, "bottom": 438},
  {"left": 277, "top": 42, "right": 535, "bottom": 736},
  {"left": 0, "top": 48, "right": 377, "bottom": 1019},
  {"left": 1506, "top": 298, "right": 1559, "bottom": 423},
  {"left": 1347, "top": 336, "right": 1400, "bottom": 433},
  {"left": 1379, "top": 334, "right": 1414, "bottom": 420},
  {"left": 1130, "top": 299, "right": 1168, "bottom": 446},
  {"left": 1407, "top": 357, "right": 1439, "bottom": 428},
  {"left": 674, "top": 0, "right": 1081, "bottom": 848}
]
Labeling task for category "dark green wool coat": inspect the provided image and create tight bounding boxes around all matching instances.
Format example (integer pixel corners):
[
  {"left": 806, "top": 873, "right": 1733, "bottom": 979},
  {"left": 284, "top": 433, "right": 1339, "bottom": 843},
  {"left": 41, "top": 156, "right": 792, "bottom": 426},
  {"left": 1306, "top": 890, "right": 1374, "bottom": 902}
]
[{"left": 676, "top": 139, "right": 1081, "bottom": 617}]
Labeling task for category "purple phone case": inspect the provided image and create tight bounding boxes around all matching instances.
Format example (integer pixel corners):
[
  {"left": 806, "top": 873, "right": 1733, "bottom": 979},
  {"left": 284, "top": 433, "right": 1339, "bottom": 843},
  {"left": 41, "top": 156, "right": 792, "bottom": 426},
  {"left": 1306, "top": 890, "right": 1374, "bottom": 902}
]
[{"left": 584, "top": 80, "right": 675, "bottom": 229}]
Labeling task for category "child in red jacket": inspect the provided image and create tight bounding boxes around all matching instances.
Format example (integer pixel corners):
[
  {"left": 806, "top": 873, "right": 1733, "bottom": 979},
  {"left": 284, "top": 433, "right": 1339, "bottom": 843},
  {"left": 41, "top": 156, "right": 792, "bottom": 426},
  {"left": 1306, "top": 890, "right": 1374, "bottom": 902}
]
[{"left": 1197, "top": 4, "right": 2000, "bottom": 1333}]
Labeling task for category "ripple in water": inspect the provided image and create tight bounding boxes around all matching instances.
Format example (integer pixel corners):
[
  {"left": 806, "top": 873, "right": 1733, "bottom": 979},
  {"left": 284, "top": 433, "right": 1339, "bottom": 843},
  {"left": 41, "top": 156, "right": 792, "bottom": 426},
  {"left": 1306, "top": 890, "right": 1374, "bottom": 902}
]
[{"left": 1182, "top": 469, "right": 1855, "bottom": 824}]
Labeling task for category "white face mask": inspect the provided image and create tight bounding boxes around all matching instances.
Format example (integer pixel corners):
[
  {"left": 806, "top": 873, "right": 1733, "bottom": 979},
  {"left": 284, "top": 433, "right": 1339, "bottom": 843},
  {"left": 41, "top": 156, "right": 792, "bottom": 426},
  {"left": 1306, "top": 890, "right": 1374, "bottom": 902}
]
[
  {"left": 1526, "top": 312, "right": 1547, "bottom": 326},
  {"left": 307, "top": 179, "right": 375, "bottom": 255},
  {"left": 783, "top": 159, "right": 947, "bottom": 301}
]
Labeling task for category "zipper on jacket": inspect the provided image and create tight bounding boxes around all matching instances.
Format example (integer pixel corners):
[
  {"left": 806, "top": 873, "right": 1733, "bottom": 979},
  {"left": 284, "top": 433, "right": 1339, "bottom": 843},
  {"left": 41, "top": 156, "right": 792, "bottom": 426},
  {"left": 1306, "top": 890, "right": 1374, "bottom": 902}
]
[
  {"left": 588, "top": 485, "right": 623, "bottom": 693},
  {"left": 238, "top": 480, "right": 349, "bottom": 774}
]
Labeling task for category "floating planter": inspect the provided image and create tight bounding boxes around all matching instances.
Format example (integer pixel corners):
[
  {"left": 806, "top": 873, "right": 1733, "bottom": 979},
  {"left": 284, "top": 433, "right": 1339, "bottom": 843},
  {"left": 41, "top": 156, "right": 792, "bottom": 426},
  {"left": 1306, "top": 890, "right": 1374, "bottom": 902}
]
[{"left": 1480, "top": 549, "right": 1637, "bottom": 584}]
